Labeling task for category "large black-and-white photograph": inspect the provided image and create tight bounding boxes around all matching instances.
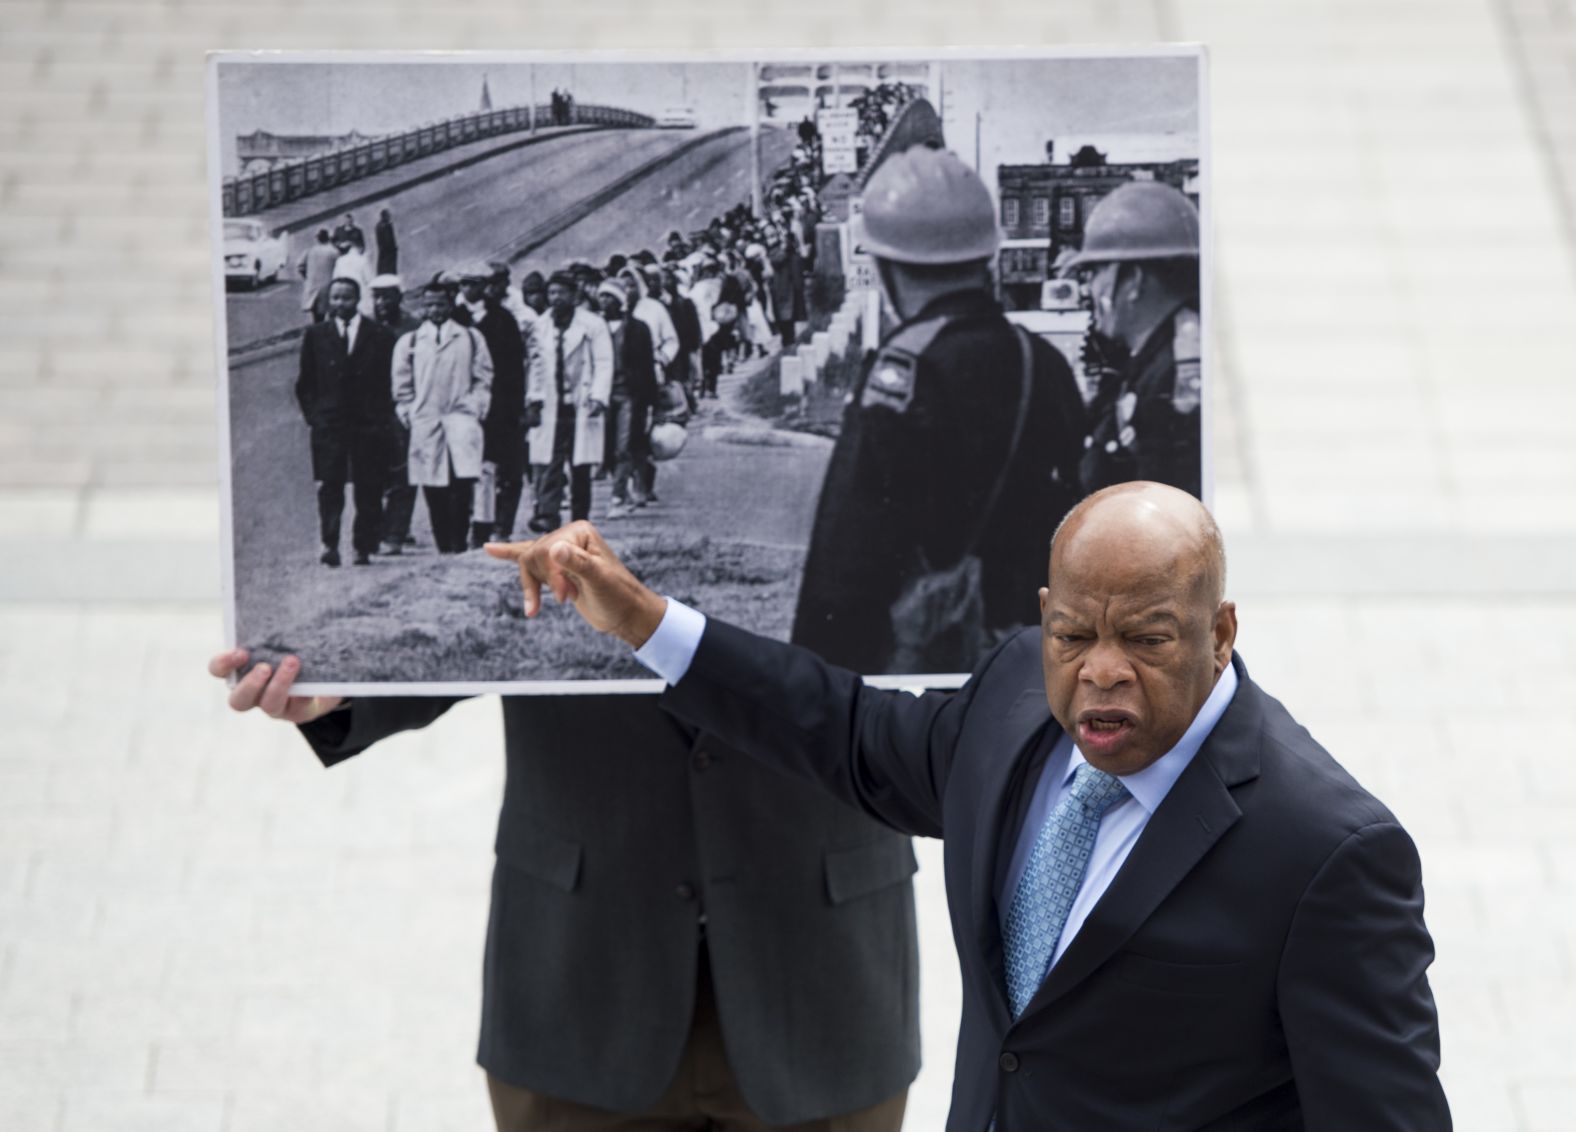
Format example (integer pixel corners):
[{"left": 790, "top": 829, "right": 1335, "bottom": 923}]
[{"left": 208, "top": 48, "right": 1207, "bottom": 693}]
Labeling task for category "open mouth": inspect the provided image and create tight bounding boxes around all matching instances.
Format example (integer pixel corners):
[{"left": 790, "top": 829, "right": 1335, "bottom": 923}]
[{"left": 1077, "top": 710, "right": 1137, "bottom": 752}]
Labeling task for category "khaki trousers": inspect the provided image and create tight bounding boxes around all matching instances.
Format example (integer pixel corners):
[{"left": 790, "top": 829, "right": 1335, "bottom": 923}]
[{"left": 486, "top": 953, "right": 908, "bottom": 1132}]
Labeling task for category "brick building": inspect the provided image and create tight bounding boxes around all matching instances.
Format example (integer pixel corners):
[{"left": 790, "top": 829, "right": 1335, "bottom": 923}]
[{"left": 996, "top": 142, "right": 1199, "bottom": 310}]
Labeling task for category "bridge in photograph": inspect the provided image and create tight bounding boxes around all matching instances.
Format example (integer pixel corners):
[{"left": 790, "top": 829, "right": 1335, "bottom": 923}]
[{"left": 224, "top": 123, "right": 796, "bottom": 361}]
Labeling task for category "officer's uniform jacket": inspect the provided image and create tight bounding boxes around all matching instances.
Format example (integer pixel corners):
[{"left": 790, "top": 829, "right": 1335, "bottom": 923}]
[
  {"left": 1080, "top": 302, "right": 1202, "bottom": 498},
  {"left": 792, "top": 288, "right": 1088, "bottom": 675}
]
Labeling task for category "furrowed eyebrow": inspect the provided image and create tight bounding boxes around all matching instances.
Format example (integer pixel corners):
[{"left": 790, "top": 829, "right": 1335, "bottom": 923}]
[{"left": 1129, "top": 610, "right": 1183, "bottom": 629}]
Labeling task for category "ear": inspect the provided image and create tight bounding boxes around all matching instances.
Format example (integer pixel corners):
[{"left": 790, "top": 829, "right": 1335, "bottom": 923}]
[{"left": 1212, "top": 601, "right": 1238, "bottom": 675}]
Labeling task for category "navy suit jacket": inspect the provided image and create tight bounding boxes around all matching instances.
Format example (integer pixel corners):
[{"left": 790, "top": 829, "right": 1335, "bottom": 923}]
[{"left": 660, "top": 621, "right": 1450, "bottom": 1131}]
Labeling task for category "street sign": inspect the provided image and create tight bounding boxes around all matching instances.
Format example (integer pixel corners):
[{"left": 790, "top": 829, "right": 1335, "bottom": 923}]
[{"left": 819, "top": 108, "right": 859, "bottom": 175}]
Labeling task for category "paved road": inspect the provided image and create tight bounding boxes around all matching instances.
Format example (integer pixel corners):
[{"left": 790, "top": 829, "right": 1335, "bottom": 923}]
[
  {"left": 229, "top": 336, "right": 830, "bottom": 659},
  {"left": 225, "top": 126, "right": 795, "bottom": 354}
]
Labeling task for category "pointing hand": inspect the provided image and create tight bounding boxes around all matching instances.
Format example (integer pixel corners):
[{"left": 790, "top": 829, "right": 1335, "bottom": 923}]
[{"left": 485, "top": 521, "right": 667, "bottom": 647}]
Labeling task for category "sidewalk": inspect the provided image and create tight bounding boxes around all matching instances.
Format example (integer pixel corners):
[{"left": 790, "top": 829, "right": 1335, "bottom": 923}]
[{"left": 4, "top": 0, "right": 1576, "bottom": 1128}]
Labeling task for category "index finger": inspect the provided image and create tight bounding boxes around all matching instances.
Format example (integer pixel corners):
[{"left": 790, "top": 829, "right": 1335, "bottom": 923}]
[{"left": 485, "top": 539, "right": 546, "bottom": 617}]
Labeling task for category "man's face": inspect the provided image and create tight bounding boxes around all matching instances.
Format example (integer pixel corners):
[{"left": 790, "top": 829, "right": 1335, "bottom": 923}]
[
  {"left": 597, "top": 293, "right": 623, "bottom": 321},
  {"left": 547, "top": 281, "right": 575, "bottom": 315},
  {"left": 1039, "top": 519, "right": 1235, "bottom": 776},
  {"left": 621, "top": 277, "right": 641, "bottom": 307},
  {"left": 1085, "top": 261, "right": 1133, "bottom": 339},
  {"left": 372, "top": 289, "right": 401, "bottom": 324},
  {"left": 460, "top": 280, "right": 486, "bottom": 304},
  {"left": 327, "top": 281, "right": 359, "bottom": 322},
  {"left": 484, "top": 277, "right": 508, "bottom": 304},
  {"left": 522, "top": 285, "right": 547, "bottom": 314},
  {"left": 424, "top": 290, "right": 453, "bottom": 324}
]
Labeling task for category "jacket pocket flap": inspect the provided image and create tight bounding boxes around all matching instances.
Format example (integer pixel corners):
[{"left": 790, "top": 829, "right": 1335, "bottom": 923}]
[
  {"left": 494, "top": 823, "right": 582, "bottom": 893},
  {"left": 825, "top": 838, "right": 918, "bottom": 905}
]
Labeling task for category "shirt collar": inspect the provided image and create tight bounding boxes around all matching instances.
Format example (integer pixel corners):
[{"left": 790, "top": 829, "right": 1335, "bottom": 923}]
[{"left": 1060, "top": 662, "right": 1239, "bottom": 815}]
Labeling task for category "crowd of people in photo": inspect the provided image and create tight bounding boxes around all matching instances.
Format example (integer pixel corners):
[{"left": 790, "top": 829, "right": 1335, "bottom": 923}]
[{"left": 291, "top": 141, "right": 823, "bottom": 568}]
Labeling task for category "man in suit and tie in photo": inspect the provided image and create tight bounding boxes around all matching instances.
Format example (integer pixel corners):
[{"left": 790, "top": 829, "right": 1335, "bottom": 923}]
[
  {"left": 294, "top": 276, "right": 396, "bottom": 567},
  {"left": 486, "top": 481, "right": 1450, "bottom": 1131}
]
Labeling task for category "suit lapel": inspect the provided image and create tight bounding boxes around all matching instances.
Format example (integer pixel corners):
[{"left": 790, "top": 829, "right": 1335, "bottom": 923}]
[
  {"left": 970, "top": 685, "right": 1057, "bottom": 1029},
  {"left": 1022, "top": 658, "right": 1264, "bottom": 1017}
]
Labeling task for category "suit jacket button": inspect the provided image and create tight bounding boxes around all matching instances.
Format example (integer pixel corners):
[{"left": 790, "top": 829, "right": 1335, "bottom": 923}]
[
  {"left": 675, "top": 883, "right": 695, "bottom": 902},
  {"left": 692, "top": 750, "right": 712, "bottom": 771},
  {"left": 999, "top": 1051, "right": 1019, "bottom": 1073}
]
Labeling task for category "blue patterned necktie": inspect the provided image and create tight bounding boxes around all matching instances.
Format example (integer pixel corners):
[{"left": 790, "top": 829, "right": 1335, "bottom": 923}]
[{"left": 1002, "top": 762, "right": 1128, "bottom": 1019}]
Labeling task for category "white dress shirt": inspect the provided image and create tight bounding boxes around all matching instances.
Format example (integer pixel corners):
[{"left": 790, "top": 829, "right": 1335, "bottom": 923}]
[
  {"left": 334, "top": 312, "right": 361, "bottom": 354},
  {"left": 635, "top": 597, "right": 1242, "bottom": 971},
  {"left": 997, "top": 662, "right": 1238, "bottom": 968}
]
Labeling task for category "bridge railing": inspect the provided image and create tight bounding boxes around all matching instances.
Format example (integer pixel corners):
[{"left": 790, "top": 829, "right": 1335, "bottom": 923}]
[{"left": 222, "top": 103, "right": 655, "bottom": 218}]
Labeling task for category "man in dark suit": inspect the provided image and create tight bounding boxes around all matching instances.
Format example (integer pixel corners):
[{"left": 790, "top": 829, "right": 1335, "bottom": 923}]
[
  {"left": 487, "top": 481, "right": 1450, "bottom": 1131},
  {"left": 294, "top": 276, "right": 397, "bottom": 567},
  {"left": 597, "top": 280, "right": 657, "bottom": 519},
  {"left": 471, "top": 269, "right": 530, "bottom": 547}
]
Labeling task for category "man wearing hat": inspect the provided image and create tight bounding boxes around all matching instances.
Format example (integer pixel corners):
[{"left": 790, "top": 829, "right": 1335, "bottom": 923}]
[
  {"left": 518, "top": 271, "right": 548, "bottom": 321},
  {"left": 453, "top": 262, "right": 492, "bottom": 328},
  {"left": 525, "top": 271, "right": 612, "bottom": 532},
  {"left": 791, "top": 146, "right": 1088, "bottom": 676},
  {"left": 370, "top": 274, "right": 422, "bottom": 555},
  {"left": 1062, "top": 181, "right": 1203, "bottom": 498},
  {"left": 391, "top": 281, "right": 494, "bottom": 554}
]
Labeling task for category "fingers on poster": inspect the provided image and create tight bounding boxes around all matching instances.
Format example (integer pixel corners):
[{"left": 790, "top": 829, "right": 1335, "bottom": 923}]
[{"left": 207, "top": 47, "right": 1207, "bottom": 695}]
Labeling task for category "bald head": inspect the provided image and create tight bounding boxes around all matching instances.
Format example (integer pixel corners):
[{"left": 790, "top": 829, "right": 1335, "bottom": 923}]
[
  {"left": 1039, "top": 482, "right": 1236, "bottom": 775},
  {"left": 1052, "top": 482, "right": 1226, "bottom": 608}
]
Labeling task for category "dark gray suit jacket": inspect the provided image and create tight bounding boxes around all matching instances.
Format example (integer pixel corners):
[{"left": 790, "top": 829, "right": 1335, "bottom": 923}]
[
  {"left": 660, "top": 621, "right": 1451, "bottom": 1131},
  {"left": 300, "top": 694, "right": 919, "bottom": 1123}
]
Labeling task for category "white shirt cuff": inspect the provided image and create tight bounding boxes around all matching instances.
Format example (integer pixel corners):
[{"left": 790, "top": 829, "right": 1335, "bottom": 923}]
[{"left": 633, "top": 597, "right": 707, "bottom": 684}]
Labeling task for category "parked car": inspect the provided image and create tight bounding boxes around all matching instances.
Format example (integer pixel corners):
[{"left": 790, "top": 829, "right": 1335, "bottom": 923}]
[
  {"left": 656, "top": 107, "right": 698, "bottom": 129},
  {"left": 223, "top": 218, "right": 287, "bottom": 289}
]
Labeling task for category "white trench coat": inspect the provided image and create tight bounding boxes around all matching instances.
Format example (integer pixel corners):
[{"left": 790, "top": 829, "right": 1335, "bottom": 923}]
[
  {"left": 526, "top": 307, "right": 613, "bottom": 467},
  {"left": 393, "top": 319, "right": 493, "bottom": 486}
]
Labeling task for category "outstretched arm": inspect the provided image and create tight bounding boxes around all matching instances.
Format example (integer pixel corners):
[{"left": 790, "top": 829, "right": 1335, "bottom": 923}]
[{"left": 485, "top": 524, "right": 971, "bottom": 836}]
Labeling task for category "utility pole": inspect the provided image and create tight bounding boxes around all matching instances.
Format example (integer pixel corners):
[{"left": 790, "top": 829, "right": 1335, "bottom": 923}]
[{"left": 749, "top": 61, "right": 763, "bottom": 217}]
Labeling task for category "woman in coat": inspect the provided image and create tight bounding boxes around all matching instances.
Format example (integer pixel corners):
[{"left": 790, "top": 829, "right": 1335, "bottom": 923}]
[
  {"left": 525, "top": 271, "right": 614, "bottom": 530},
  {"left": 392, "top": 284, "right": 493, "bottom": 554}
]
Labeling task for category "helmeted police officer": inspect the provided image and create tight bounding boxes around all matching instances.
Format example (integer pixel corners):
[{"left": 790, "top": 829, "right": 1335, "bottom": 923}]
[
  {"left": 791, "top": 147, "right": 1087, "bottom": 676},
  {"left": 1063, "top": 181, "right": 1203, "bottom": 498}
]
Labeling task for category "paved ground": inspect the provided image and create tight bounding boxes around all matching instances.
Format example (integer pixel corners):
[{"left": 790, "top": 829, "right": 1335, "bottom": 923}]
[{"left": 3, "top": 0, "right": 1576, "bottom": 1129}]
